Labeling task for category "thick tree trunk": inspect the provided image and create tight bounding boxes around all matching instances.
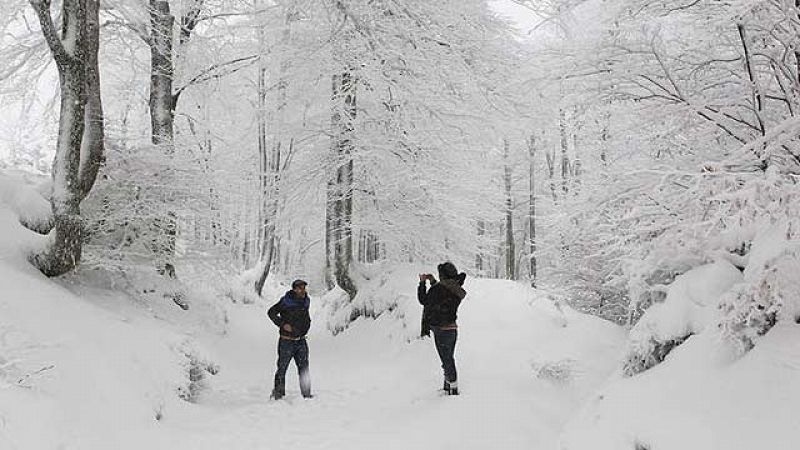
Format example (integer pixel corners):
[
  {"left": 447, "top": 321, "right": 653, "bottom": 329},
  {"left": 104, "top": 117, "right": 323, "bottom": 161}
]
[
  {"left": 503, "top": 139, "right": 515, "bottom": 280},
  {"left": 527, "top": 134, "right": 537, "bottom": 288},
  {"left": 149, "top": 0, "right": 175, "bottom": 149},
  {"left": 148, "top": 0, "right": 177, "bottom": 278},
  {"left": 79, "top": 0, "right": 104, "bottom": 200},
  {"left": 29, "top": 0, "right": 102, "bottom": 276},
  {"left": 328, "top": 70, "right": 357, "bottom": 299},
  {"left": 42, "top": 64, "right": 86, "bottom": 276}
]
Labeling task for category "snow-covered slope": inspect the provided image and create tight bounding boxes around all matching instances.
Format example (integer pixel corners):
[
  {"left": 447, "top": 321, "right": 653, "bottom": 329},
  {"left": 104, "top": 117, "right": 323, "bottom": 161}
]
[
  {"left": 0, "top": 172, "right": 626, "bottom": 449},
  {"left": 561, "top": 242, "right": 800, "bottom": 450},
  {"left": 561, "top": 324, "right": 800, "bottom": 450},
  {"left": 0, "top": 177, "right": 185, "bottom": 449}
]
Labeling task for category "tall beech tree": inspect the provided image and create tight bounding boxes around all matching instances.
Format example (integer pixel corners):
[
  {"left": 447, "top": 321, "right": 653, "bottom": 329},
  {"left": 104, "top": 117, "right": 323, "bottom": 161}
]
[{"left": 29, "top": 0, "right": 105, "bottom": 276}]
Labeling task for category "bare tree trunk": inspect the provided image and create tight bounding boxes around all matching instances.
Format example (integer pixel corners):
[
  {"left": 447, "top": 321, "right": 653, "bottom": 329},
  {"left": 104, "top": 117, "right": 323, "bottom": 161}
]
[
  {"left": 368, "top": 232, "right": 379, "bottom": 263},
  {"left": 256, "top": 28, "right": 268, "bottom": 259},
  {"left": 325, "top": 180, "right": 336, "bottom": 289},
  {"left": 795, "top": 1, "right": 800, "bottom": 90},
  {"left": 29, "top": 0, "right": 104, "bottom": 276},
  {"left": 545, "top": 148, "right": 557, "bottom": 202},
  {"left": 357, "top": 231, "right": 366, "bottom": 263},
  {"left": 79, "top": 0, "right": 104, "bottom": 199},
  {"left": 495, "top": 222, "right": 503, "bottom": 279},
  {"left": 559, "top": 109, "right": 569, "bottom": 195},
  {"left": 149, "top": 0, "right": 175, "bottom": 149},
  {"left": 254, "top": 138, "right": 285, "bottom": 297},
  {"left": 476, "top": 220, "right": 485, "bottom": 273},
  {"left": 255, "top": 227, "right": 277, "bottom": 297},
  {"left": 357, "top": 230, "right": 379, "bottom": 264},
  {"left": 148, "top": 0, "right": 177, "bottom": 278},
  {"left": 503, "top": 138, "right": 515, "bottom": 280},
  {"left": 527, "top": 134, "right": 537, "bottom": 288},
  {"left": 146, "top": 0, "right": 204, "bottom": 279},
  {"left": 328, "top": 70, "right": 357, "bottom": 299},
  {"left": 600, "top": 111, "right": 610, "bottom": 166}
]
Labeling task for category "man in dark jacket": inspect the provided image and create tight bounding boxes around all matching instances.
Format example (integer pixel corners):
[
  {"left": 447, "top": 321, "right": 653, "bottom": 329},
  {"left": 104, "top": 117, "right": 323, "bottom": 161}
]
[
  {"left": 418, "top": 262, "right": 467, "bottom": 395},
  {"left": 267, "top": 279, "right": 312, "bottom": 399}
]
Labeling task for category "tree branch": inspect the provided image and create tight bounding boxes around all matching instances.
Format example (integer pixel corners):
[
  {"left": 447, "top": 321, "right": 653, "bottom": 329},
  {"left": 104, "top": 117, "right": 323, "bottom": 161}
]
[
  {"left": 172, "top": 54, "right": 259, "bottom": 104},
  {"left": 28, "top": 0, "right": 70, "bottom": 65},
  {"left": 101, "top": 19, "right": 152, "bottom": 45},
  {"left": 737, "top": 22, "right": 766, "bottom": 136},
  {"left": 179, "top": 0, "right": 204, "bottom": 45},
  {"left": 195, "top": 6, "right": 279, "bottom": 24}
]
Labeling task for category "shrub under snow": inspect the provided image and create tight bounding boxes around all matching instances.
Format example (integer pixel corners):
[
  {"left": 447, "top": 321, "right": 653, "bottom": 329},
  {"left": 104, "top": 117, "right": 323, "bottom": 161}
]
[
  {"left": 718, "top": 220, "right": 800, "bottom": 353},
  {"left": 623, "top": 260, "right": 742, "bottom": 376}
]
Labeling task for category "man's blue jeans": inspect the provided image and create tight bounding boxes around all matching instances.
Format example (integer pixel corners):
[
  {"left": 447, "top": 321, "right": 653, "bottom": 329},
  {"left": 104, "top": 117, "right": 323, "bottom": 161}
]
[{"left": 273, "top": 338, "right": 311, "bottom": 398}]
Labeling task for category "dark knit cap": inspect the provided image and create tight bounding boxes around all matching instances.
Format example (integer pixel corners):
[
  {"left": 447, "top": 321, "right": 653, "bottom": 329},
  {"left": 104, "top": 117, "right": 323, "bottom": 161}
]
[{"left": 291, "top": 279, "right": 308, "bottom": 289}]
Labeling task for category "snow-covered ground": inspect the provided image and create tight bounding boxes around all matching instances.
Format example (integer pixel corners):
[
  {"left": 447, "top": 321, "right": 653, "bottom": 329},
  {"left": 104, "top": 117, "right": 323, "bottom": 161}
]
[
  {"left": 185, "top": 278, "right": 624, "bottom": 450},
  {"left": 0, "top": 260, "right": 625, "bottom": 449},
  {"left": 6, "top": 171, "right": 799, "bottom": 450},
  {"left": 0, "top": 173, "right": 626, "bottom": 449}
]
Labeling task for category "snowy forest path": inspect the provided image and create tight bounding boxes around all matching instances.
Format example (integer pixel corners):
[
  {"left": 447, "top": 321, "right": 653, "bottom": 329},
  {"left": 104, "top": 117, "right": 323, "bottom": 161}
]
[{"left": 174, "top": 279, "right": 625, "bottom": 450}]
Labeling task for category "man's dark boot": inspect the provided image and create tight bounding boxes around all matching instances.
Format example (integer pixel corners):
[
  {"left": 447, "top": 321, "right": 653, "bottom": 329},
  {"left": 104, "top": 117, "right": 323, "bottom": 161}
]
[{"left": 270, "top": 388, "right": 285, "bottom": 400}]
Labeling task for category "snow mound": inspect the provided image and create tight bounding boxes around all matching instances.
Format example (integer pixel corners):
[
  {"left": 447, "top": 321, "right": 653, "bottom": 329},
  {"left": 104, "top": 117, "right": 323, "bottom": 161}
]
[
  {"left": 624, "top": 260, "right": 742, "bottom": 375},
  {"left": 561, "top": 324, "right": 800, "bottom": 450},
  {"left": 0, "top": 170, "right": 51, "bottom": 234},
  {"left": 562, "top": 220, "right": 800, "bottom": 450}
]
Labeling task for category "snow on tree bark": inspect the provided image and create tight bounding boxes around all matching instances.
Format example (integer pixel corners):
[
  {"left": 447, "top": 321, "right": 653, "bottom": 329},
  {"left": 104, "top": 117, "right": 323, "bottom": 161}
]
[
  {"left": 28, "top": 0, "right": 104, "bottom": 276},
  {"left": 528, "top": 134, "right": 537, "bottom": 288},
  {"left": 78, "top": 0, "right": 105, "bottom": 200},
  {"left": 148, "top": 0, "right": 177, "bottom": 278},
  {"left": 328, "top": 68, "right": 357, "bottom": 300},
  {"left": 503, "top": 138, "right": 515, "bottom": 280}
]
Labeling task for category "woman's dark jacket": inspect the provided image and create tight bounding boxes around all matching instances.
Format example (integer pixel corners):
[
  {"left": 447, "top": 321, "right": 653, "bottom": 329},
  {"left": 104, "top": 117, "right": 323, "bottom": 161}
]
[
  {"left": 418, "top": 278, "right": 467, "bottom": 327},
  {"left": 267, "top": 291, "right": 311, "bottom": 338}
]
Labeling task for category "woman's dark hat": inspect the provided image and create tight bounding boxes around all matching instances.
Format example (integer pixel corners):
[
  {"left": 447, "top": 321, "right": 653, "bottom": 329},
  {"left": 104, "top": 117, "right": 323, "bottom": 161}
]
[{"left": 437, "top": 262, "right": 459, "bottom": 280}]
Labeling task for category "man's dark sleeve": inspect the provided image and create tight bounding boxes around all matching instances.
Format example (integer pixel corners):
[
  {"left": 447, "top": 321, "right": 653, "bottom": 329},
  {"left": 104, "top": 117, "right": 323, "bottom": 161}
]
[
  {"left": 267, "top": 301, "right": 283, "bottom": 327},
  {"left": 418, "top": 282, "right": 430, "bottom": 305}
]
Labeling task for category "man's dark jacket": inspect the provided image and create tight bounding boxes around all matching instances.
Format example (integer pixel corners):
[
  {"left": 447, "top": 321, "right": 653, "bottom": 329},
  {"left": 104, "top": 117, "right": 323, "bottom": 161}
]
[
  {"left": 418, "top": 277, "right": 467, "bottom": 327},
  {"left": 268, "top": 291, "right": 311, "bottom": 338}
]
